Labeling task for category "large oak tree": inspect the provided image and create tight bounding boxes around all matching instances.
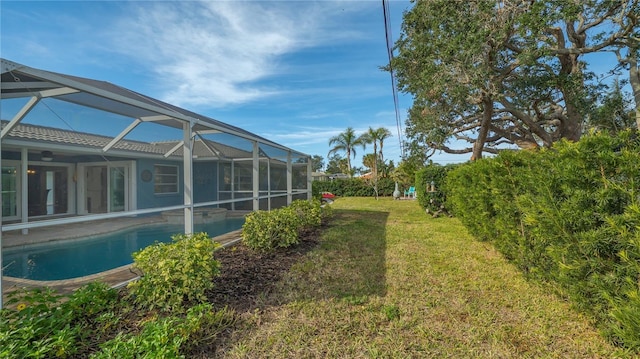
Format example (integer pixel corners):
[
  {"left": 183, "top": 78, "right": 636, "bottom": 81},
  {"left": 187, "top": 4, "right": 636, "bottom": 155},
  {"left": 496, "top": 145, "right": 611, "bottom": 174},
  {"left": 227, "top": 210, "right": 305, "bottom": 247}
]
[{"left": 391, "top": 0, "right": 639, "bottom": 160}]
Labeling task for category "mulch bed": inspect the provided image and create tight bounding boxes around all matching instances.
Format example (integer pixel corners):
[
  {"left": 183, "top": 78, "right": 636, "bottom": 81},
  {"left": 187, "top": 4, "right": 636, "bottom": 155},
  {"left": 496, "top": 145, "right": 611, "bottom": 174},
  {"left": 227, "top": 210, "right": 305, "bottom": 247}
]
[
  {"left": 207, "top": 229, "right": 321, "bottom": 312},
  {"left": 185, "top": 230, "right": 322, "bottom": 357}
]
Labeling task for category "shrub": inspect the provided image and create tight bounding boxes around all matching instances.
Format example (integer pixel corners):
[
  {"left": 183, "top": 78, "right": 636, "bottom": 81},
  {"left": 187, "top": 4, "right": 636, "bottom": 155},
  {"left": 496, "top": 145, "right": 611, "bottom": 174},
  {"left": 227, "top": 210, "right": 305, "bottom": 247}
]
[
  {"left": 242, "top": 199, "right": 331, "bottom": 252},
  {"left": 128, "top": 232, "right": 221, "bottom": 312},
  {"left": 242, "top": 207, "right": 300, "bottom": 252},
  {"left": 290, "top": 199, "right": 323, "bottom": 231},
  {"left": 0, "top": 282, "right": 118, "bottom": 359},
  {"left": 92, "top": 315, "right": 187, "bottom": 359},
  {"left": 91, "top": 303, "right": 235, "bottom": 359},
  {"left": 1, "top": 287, "right": 73, "bottom": 359},
  {"left": 181, "top": 304, "right": 237, "bottom": 351},
  {"left": 311, "top": 180, "right": 322, "bottom": 200},
  {"left": 312, "top": 177, "right": 395, "bottom": 197}
]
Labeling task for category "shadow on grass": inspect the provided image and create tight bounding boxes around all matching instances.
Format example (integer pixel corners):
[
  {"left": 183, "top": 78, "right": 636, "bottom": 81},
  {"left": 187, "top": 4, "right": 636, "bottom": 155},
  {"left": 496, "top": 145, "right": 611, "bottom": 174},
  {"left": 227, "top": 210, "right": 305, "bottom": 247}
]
[
  {"left": 277, "top": 208, "right": 389, "bottom": 302},
  {"left": 204, "top": 208, "right": 389, "bottom": 355}
]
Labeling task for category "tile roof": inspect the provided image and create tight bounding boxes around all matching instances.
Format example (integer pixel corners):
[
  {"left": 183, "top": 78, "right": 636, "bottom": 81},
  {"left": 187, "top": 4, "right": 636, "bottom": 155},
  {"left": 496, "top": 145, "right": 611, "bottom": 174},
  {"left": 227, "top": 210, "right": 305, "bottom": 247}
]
[
  {"left": 151, "top": 140, "right": 252, "bottom": 159},
  {"left": 1, "top": 121, "right": 258, "bottom": 159}
]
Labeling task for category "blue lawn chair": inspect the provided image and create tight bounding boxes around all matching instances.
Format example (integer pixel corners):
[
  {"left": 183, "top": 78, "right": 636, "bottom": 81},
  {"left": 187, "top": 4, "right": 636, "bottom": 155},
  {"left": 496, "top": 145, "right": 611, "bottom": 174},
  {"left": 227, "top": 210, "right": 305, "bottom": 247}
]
[{"left": 404, "top": 186, "right": 416, "bottom": 199}]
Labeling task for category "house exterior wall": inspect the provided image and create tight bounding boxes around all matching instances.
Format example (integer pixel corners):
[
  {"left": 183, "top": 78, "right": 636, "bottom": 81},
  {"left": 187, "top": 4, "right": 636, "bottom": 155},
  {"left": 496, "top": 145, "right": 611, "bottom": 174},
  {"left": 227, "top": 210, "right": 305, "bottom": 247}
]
[
  {"left": 2, "top": 151, "right": 20, "bottom": 161},
  {"left": 135, "top": 158, "right": 184, "bottom": 209},
  {"left": 134, "top": 159, "right": 220, "bottom": 209}
]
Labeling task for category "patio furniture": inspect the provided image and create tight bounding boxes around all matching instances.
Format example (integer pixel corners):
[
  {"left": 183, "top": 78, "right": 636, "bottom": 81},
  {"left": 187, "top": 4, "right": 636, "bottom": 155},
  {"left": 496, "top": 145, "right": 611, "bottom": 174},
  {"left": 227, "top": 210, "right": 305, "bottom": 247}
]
[{"left": 404, "top": 186, "right": 416, "bottom": 199}]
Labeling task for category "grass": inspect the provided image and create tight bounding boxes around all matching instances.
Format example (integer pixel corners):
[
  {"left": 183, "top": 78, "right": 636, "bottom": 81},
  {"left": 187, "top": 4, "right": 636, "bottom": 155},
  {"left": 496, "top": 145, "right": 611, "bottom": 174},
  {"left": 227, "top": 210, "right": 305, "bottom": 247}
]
[{"left": 218, "top": 197, "right": 628, "bottom": 358}]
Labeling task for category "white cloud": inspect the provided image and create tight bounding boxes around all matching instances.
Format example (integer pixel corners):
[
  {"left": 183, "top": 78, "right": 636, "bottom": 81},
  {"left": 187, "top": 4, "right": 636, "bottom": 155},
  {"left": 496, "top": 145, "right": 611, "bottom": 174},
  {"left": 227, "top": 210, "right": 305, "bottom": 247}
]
[
  {"left": 263, "top": 123, "right": 401, "bottom": 151},
  {"left": 110, "top": 1, "right": 370, "bottom": 108},
  {"left": 263, "top": 126, "right": 344, "bottom": 147}
]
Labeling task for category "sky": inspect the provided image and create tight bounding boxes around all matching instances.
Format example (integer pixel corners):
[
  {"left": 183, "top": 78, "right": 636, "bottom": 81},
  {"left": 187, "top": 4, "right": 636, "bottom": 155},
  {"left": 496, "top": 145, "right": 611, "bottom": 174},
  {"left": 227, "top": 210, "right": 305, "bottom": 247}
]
[{"left": 0, "top": 0, "right": 471, "bottom": 170}]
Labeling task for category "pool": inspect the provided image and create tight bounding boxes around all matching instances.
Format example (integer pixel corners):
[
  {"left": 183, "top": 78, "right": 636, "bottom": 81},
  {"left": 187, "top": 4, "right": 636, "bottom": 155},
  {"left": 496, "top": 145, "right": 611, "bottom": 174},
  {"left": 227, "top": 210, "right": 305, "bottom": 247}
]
[{"left": 2, "top": 218, "right": 245, "bottom": 281}]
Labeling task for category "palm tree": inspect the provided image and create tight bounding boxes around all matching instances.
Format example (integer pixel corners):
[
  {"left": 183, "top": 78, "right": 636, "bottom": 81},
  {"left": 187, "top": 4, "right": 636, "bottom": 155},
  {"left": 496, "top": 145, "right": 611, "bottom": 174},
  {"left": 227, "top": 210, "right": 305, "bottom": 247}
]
[
  {"left": 377, "top": 128, "right": 392, "bottom": 162},
  {"left": 362, "top": 153, "right": 377, "bottom": 173},
  {"left": 328, "top": 127, "right": 365, "bottom": 177},
  {"left": 360, "top": 127, "right": 393, "bottom": 177},
  {"left": 359, "top": 127, "right": 393, "bottom": 199},
  {"left": 359, "top": 128, "right": 376, "bottom": 175}
]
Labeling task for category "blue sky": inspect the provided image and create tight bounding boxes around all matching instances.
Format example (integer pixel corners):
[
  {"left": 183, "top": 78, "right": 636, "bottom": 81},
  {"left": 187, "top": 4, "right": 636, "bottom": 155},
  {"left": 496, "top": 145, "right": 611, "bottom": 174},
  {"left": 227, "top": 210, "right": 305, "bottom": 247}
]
[{"left": 1, "top": 0, "right": 469, "bottom": 169}]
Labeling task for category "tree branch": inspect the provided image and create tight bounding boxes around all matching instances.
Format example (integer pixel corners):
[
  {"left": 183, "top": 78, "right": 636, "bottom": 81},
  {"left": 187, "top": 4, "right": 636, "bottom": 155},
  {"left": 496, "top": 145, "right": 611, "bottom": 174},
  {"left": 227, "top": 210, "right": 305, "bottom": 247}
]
[
  {"left": 429, "top": 143, "right": 474, "bottom": 155},
  {"left": 498, "top": 97, "right": 551, "bottom": 141}
]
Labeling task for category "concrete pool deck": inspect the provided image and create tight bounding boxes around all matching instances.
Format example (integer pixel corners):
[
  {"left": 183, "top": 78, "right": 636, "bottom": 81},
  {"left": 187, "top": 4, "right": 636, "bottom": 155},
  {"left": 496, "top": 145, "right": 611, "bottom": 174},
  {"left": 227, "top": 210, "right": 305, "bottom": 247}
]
[
  {"left": 2, "top": 216, "right": 168, "bottom": 248},
  {"left": 1, "top": 213, "right": 246, "bottom": 305}
]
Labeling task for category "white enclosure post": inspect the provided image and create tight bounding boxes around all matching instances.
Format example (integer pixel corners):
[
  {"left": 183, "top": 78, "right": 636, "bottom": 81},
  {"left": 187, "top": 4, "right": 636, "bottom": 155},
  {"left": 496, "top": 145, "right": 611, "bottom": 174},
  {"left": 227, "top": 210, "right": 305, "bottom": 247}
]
[
  {"left": 267, "top": 159, "right": 271, "bottom": 210},
  {"left": 0, "top": 128, "right": 3, "bottom": 310},
  {"left": 307, "top": 156, "right": 312, "bottom": 200},
  {"left": 183, "top": 121, "right": 194, "bottom": 234},
  {"left": 252, "top": 141, "right": 259, "bottom": 211},
  {"left": 21, "top": 148, "right": 28, "bottom": 234},
  {"left": 286, "top": 152, "right": 292, "bottom": 205},
  {"left": 230, "top": 160, "right": 235, "bottom": 211}
]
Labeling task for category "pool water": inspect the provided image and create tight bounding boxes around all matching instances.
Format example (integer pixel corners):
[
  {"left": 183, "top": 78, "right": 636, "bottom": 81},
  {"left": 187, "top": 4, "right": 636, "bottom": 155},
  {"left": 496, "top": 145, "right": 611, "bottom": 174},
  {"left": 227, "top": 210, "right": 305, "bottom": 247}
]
[{"left": 2, "top": 218, "right": 245, "bottom": 281}]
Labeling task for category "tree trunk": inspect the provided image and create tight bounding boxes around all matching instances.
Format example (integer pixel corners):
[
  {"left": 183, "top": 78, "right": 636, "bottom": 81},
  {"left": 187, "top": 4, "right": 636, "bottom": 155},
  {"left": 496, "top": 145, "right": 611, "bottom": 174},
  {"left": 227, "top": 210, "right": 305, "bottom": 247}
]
[
  {"left": 629, "top": 46, "right": 640, "bottom": 129},
  {"left": 471, "top": 94, "right": 494, "bottom": 161},
  {"left": 373, "top": 142, "right": 378, "bottom": 199},
  {"left": 555, "top": 23, "right": 586, "bottom": 142},
  {"left": 561, "top": 101, "right": 584, "bottom": 141},
  {"left": 557, "top": 50, "right": 584, "bottom": 141},
  {"left": 346, "top": 149, "right": 352, "bottom": 178}
]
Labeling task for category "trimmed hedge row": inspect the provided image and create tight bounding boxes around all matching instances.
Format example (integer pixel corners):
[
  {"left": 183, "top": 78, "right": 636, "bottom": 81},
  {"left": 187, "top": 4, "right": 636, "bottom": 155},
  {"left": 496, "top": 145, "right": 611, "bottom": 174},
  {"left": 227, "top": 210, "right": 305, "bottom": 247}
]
[
  {"left": 445, "top": 131, "right": 640, "bottom": 349},
  {"left": 312, "top": 177, "right": 396, "bottom": 198},
  {"left": 242, "top": 199, "right": 332, "bottom": 252}
]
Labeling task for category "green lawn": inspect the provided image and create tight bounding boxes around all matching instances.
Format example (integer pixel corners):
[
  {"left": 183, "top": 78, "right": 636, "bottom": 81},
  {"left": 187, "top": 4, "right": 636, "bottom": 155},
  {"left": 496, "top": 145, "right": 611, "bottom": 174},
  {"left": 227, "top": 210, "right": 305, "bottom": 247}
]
[{"left": 219, "top": 197, "right": 626, "bottom": 358}]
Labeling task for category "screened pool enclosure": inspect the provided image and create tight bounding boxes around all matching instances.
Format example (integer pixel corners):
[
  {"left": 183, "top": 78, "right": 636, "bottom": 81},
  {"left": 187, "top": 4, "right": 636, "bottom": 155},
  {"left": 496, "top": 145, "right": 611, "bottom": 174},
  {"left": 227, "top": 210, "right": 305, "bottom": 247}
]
[{"left": 0, "top": 58, "right": 311, "bottom": 306}]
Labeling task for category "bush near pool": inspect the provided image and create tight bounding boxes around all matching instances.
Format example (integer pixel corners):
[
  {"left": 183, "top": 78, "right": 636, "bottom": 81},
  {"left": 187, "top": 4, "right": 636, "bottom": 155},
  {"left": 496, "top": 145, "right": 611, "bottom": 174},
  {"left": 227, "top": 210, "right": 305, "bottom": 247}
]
[{"left": 242, "top": 199, "right": 331, "bottom": 252}]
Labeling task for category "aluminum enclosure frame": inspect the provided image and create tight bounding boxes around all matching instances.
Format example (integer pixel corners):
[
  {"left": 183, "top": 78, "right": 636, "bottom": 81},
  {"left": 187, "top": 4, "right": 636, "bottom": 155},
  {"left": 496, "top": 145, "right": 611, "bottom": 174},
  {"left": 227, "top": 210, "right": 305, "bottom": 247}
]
[{"left": 0, "top": 58, "right": 312, "bottom": 309}]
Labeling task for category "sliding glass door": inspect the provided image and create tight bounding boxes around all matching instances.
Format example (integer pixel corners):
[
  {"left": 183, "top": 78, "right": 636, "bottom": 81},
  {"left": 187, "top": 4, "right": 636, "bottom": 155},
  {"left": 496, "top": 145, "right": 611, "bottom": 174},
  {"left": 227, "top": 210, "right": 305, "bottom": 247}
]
[
  {"left": 1, "top": 162, "right": 72, "bottom": 220},
  {"left": 27, "top": 165, "right": 70, "bottom": 217},
  {"left": 82, "top": 163, "right": 130, "bottom": 214}
]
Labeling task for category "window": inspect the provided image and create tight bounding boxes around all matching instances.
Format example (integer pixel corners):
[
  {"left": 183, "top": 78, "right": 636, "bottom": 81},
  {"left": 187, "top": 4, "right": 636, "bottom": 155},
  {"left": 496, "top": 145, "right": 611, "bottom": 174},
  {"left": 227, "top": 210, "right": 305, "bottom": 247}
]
[{"left": 154, "top": 165, "right": 178, "bottom": 194}]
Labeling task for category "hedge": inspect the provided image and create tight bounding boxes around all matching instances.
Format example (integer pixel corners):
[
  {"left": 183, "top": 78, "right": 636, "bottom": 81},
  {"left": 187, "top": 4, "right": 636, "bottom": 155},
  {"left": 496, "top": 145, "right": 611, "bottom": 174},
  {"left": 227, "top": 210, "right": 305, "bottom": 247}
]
[
  {"left": 312, "top": 177, "right": 396, "bottom": 198},
  {"left": 242, "top": 199, "right": 331, "bottom": 252},
  {"left": 445, "top": 130, "right": 640, "bottom": 349}
]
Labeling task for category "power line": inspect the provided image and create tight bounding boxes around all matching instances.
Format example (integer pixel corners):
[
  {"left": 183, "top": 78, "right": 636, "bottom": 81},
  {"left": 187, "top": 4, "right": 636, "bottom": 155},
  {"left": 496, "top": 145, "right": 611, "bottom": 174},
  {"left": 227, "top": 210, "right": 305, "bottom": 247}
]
[{"left": 382, "top": 0, "right": 404, "bottom": 159}]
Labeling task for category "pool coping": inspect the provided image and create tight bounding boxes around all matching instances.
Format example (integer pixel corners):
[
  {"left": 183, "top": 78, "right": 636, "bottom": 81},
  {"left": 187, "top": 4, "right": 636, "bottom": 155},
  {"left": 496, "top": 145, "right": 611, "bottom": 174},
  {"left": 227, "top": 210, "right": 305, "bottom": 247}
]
[
  {"left": 2, "top": 216, "right": 169, "bottom": 248},
  {"left": 2, "top": 211, "right": 250, "bottom": 249}
]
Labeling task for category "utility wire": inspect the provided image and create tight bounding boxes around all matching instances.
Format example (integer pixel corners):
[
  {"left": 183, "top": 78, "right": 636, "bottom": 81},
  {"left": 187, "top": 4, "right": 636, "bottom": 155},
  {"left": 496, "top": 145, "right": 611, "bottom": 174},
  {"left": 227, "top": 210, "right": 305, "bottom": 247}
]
[{"left": 382, "top": 0, "right": 405, "bottom": 159}]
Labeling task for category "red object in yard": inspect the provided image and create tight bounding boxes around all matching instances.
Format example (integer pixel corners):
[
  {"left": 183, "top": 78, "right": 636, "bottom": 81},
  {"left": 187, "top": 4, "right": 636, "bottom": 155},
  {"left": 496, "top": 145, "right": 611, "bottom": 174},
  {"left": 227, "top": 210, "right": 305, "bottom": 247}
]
[{"left": 321, "top": 192, "right": 336, "bottom": 199}]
